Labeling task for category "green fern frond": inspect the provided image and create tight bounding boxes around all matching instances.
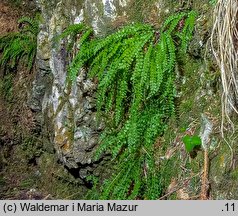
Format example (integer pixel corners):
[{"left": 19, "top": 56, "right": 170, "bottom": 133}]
[
  {"left": 161, "top": 12, "right": 186, "bottom": 32},
  {"left": 165, "top": 34, "right": 176, "bottom": 71},
  {"left": 180, "top": 11, "right": 197, "bottom": 51},
  {"left": 56, "top": 23, "right": 85, "bottom": 41},
  {"left": 18, "top": 17, "right": 39, "bottom": 36},
  {"left": 0, "top": 16, "right": 39, "bottom": 71},
  {"left": 61, "top": 11, "right": 197, "bottom": 200}
]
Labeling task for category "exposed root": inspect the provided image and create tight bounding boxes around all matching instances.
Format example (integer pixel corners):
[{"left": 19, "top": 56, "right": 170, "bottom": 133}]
[{"left": 200, "top": 149, "right": 209, "bottom": 200}]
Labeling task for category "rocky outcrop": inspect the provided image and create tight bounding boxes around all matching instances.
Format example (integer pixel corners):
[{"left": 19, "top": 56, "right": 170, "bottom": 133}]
[
  {"left": 30, "top": 0, "right": 238, "bottom": 199},
  {"left": 32, "top": 0, "right": 153, "bottom": 182},
  {"left": 32, "top": 0, "right": 212, "bottom": 188}
]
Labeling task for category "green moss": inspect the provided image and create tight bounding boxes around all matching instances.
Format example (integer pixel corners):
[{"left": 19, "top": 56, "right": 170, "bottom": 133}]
[
  {"left": 37, "top": 153, "right": 87, "bottom": 199},
  {"left": 0, "top": 141, "right": 88, "bottom": 199},
  {"left": 125, "top": 0, "right": 157, "bottom": 23},
  {"left": 0, "top": 74, "right": 14, "bottom": 102},
  {"left": 159, "top": 30, "right": 221, "bottom": 199},
  {"left": 21, "top": 136, "right": 43, "bottom": 162}
]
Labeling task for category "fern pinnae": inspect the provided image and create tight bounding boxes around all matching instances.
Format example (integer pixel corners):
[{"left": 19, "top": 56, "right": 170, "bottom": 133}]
[
  {"left": 107, "top": 42, "right": 122, "bottom": 60},
  {"left": 98, "top": 52, "right": 111, "bottom": 79},
  {"left": 180, "top": 11, "right": 197, "bottom": 51},
  {"left": 78, "top": 28, "right": 93, "bottom": 47},
  {"left": 111, "top": 158, "right": 137, "bottom": 199},
  {"left": 145, "top": 171, "right": 160, "bottom": 199},
  {"left": 0, "top": 16, "right": 38, "bottom": 71},
  {"left": 18, "top": 16, "right": 39, "bottom": 35},
  {"left": 89, "top": 47, "right": 111, "bottom": 80},
  {"left": 69, "top": 42, "right": 93, "bottom": 79},
  {"left": 148, "top": 48, "right": 158, "bottom": 98},
  {"left": 161, "top": 12, "right": 186, "bottom": 32},
  {"left": 128, "top": 176, "right": 142, "bottom": 199},
  {"left": 94, "top": 131, "right": 117, "bottom": 160},
  {"left": 115, "top": 73, "right": 128, "bottom": 126},
  {"left": 96, "top": 85, "right": 107, "bottom": 112},
  {"left": 131, "top": 50, "right": 144, "bottom": 108},
  {"left": 55, "top": 23, "right": 85, "bottom": 42},
  {"left": 159, "top": 33, "right": 169, "bottom": 72},
  {"left": 98, "top": 45, "right": 134, "bottom": 91},
  {"left": 100, "top": 159, "right": 130, "bottom": 199},
  {"left": 65, "top": 12, "right": 196, "bottom": 199},
  {"left": 91, "top": 27, "right": 133, "bottom": 57},
  {"left": 166, "top": 13, "right": 187, "bottom": 34},
  {"left": 69, "top": 58, "right": 83, "bottom": 80},
  {"left": 105, "top": 88, "right": 116, "bottom": 113},
  {"left": 166, "top": 34, "right": 176, "bottom": 72},
  {"left": 141, "top": 43, "right": 153, "bottom": 88},
  {"left": 154, "top": 45, "right": 164, "bottom": 93}
]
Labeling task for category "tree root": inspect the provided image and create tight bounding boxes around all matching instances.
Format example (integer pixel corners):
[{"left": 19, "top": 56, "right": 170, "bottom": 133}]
[{"left": 200, "top": 149, "right": 210, "bottom": 200}]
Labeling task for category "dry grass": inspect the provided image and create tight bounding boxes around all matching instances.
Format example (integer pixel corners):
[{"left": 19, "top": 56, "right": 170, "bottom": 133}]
[{"left": 211, "top": 0, "right": 238, "bottom": 136}]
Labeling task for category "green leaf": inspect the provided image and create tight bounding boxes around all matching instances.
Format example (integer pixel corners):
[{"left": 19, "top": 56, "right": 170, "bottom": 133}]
[{"left": 182, "top": 135, "right": 202, "bottom": 152}]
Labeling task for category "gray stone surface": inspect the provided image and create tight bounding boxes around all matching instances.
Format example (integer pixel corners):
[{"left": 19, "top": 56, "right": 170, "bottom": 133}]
[{"left": 33, "top": 0, "right": 142, "bottom": 180}]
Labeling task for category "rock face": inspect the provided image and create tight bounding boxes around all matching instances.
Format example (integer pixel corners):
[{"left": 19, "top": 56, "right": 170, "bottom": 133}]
[
  {"left": 31, "top": 0, "right": 213, "bottom": 189},
  {"left": 31, "top": 0, "right": 238, "bottom": 199},
  {"left": 33, "top": 0, "right": 163, "bottom": 181}
]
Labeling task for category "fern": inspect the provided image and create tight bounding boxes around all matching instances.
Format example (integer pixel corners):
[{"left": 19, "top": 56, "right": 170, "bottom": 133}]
[
  {"left": 59, "top": 11, "right": 196, "bottom": 199},
  {"left": 18, "top": 17, "right": 39, "bottom": 36},
  {"left": 55, "top": 23, "right": 93, "bottom": 52},
  {"left": 0, "top": 16, "right": 39, "bottom": 71},
  {"left": 180, "top": 11, "right": 197, "bottom": 51}
]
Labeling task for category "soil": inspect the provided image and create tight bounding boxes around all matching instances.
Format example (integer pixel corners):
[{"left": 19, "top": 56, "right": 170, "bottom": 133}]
[{"left": 0, "top": 1, "right": 21, "bottom": 35}]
